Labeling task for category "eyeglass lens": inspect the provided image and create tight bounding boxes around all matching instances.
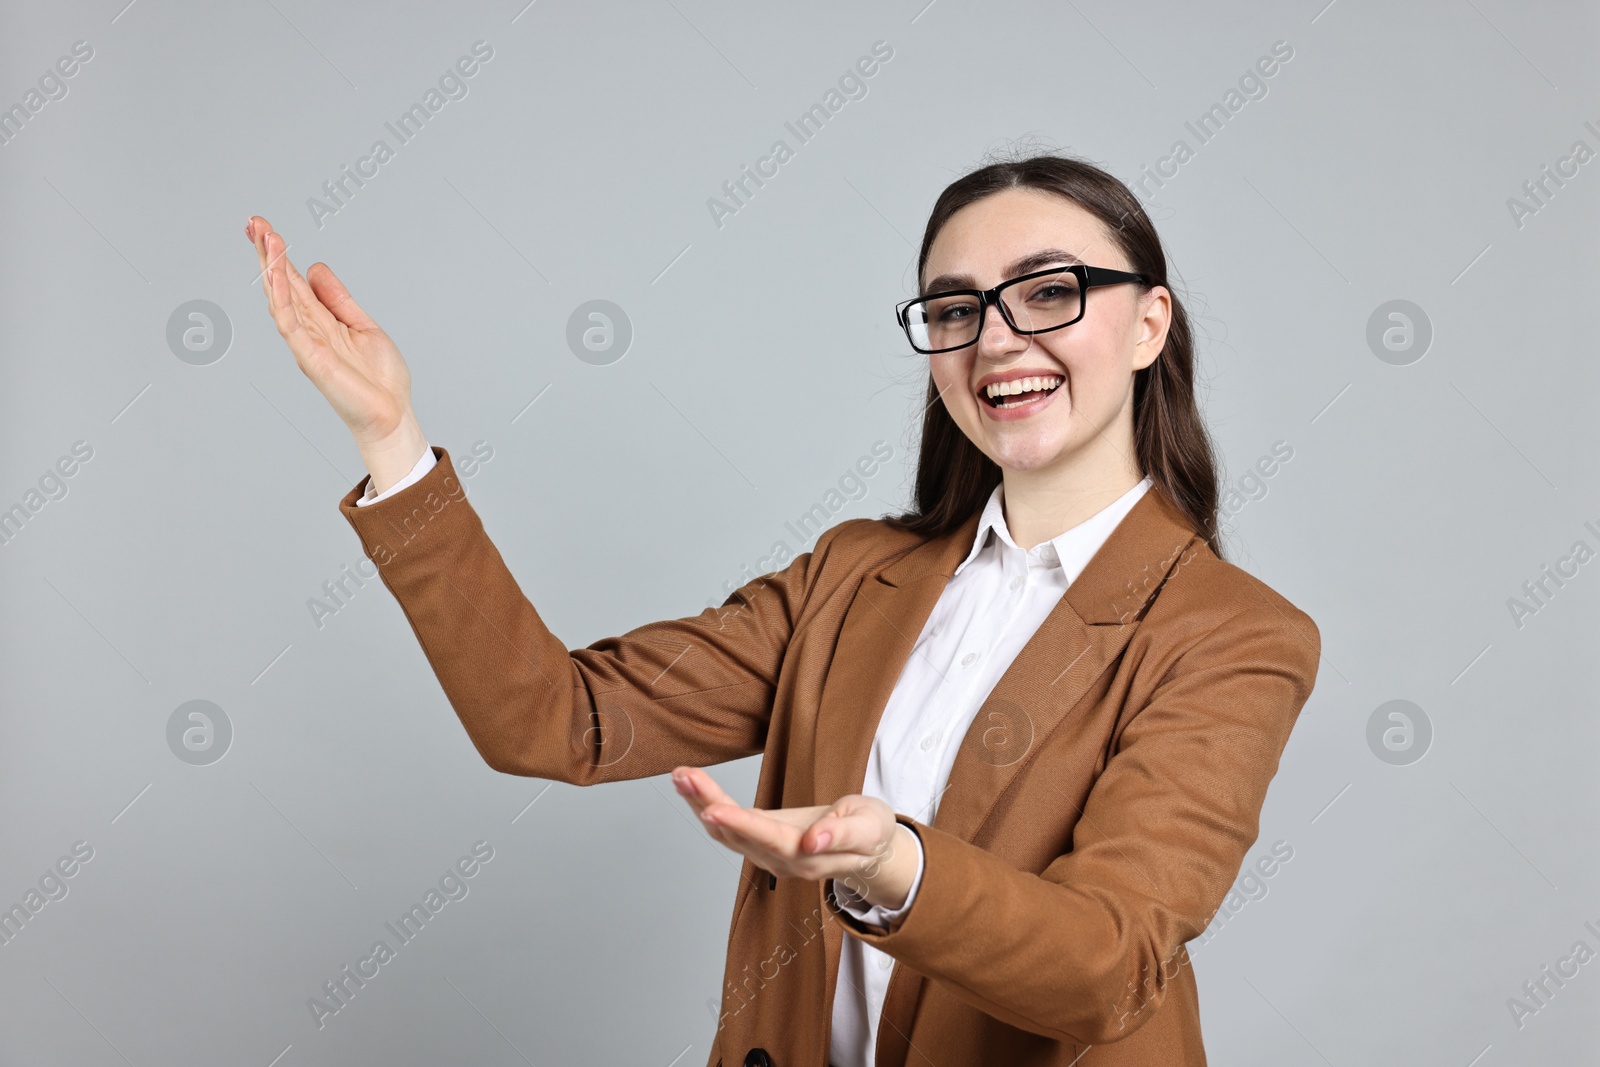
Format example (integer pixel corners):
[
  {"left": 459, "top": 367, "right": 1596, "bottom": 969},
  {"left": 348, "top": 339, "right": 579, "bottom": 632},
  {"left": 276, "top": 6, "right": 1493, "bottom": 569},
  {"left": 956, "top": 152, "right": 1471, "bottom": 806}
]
[{"left": 904, "top": 269, "right": 1083, "bottom": 352}]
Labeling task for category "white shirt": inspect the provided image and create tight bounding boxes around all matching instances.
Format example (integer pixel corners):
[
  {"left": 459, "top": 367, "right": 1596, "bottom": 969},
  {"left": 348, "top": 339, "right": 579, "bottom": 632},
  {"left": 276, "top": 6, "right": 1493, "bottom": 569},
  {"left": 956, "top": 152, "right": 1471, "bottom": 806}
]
[{"left": 359, "top": 445, "right": 1152, "bottom": 1067}]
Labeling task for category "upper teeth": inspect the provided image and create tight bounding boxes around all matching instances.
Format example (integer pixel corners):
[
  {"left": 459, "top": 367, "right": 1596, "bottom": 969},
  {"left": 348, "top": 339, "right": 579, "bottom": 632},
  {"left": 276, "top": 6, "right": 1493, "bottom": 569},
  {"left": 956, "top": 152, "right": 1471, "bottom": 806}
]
[{"left": 984, "top": 376, "right": 1062, "bottom": 399}]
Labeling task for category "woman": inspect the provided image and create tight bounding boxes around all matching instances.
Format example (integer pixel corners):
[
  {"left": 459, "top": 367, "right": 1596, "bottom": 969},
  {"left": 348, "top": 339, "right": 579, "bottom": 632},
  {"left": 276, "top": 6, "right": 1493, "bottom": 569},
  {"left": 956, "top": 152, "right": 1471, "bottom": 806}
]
[{"left": 246, "top": 152, "right": 1320, "bottom": 1067}]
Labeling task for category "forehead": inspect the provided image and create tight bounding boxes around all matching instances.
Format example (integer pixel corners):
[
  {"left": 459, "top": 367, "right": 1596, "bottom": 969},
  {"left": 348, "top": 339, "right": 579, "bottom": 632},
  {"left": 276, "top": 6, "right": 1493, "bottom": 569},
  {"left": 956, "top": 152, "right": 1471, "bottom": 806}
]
[{"left": 922, "top": 187, "right": 1123, "bottom": 288}]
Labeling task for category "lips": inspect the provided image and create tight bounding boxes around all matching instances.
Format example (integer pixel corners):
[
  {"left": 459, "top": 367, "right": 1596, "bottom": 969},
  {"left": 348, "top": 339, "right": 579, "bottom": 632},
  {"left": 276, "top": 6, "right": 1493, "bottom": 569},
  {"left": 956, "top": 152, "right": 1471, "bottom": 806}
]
[{"left": 978, "top": 379, "right": 1063, "bottom": 421}]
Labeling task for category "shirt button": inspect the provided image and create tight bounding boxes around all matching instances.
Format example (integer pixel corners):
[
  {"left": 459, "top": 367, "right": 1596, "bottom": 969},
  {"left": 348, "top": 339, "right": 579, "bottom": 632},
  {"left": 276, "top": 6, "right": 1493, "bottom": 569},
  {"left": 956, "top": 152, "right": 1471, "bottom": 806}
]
[
  {"left": 961, "top": 652, "right": 977, "bottom": 667},
  {"left": 878, "top": 955, "right": 892, "bottom": 970},
  {"left": 920, "top": 733, "right": 938, "bottom": 751},
  {"left": 1010, "top": 575, "right": 1023, "bottom": 590}
]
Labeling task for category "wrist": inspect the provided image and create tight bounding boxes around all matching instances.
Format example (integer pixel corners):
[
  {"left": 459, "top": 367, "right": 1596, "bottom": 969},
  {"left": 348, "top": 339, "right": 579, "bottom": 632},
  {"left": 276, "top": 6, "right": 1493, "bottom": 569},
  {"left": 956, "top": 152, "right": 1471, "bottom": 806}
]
[
  {"left": 358, "top": 415, "right": 429, "bottom": 496},
  {"left": 843, "top": 822, "right": 916, "bottom": 912}
]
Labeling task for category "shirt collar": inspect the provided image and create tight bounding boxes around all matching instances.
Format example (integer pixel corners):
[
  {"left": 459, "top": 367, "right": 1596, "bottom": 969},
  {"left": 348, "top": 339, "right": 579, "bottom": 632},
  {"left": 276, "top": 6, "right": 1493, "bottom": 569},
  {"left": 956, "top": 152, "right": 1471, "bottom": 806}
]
[{"left": 952, "top": 475, "right": 1155, "bottom": 583}]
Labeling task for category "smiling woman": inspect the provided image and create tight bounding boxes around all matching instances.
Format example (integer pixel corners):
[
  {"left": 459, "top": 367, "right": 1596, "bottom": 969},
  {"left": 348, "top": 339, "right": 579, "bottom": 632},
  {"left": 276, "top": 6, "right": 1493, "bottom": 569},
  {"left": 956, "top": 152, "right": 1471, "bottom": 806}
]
[{"left": 245, "top": 147, "right": 1319, "bottom": 1067}]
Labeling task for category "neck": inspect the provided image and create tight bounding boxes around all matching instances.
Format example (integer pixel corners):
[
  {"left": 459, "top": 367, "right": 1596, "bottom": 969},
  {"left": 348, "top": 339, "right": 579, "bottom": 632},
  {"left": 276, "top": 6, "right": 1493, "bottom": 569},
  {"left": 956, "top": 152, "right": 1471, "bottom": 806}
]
[{"left": 999, "top": 448, "right": 1144, "bottom": 551}]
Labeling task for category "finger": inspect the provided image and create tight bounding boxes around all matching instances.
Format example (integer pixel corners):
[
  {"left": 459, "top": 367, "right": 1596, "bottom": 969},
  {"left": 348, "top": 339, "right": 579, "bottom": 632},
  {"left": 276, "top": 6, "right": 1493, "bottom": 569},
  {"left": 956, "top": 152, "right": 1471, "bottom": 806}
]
[
  {"left": 802, "top": 798, "right": 895, "bottom": 857},
  {"left": 264, "top": 262, "right": 306, "bottom": 345},
  {"left": 262, "top": 232, "right": 307, "bottom": 329},
  {"left": 252, "top": 217, "right": 272, "bottom": 299},
  {"left": 694, "top": 823, "right": 780, "bottom": 881},
  {"left": 260, "top": 244, "right": 326, "bottom": 362},
  {"left": 703, "top": 808, "right": 866, "bottom": 884},
  {"left": 262, "top": 231, "right": 301, "bottom": 299},
  {"left": 306, "top": 262, "right": 378, "bottom": 331},
  {"left": 675, "top": 766, "right": 739, "bottom": 810},
  {"left": 701, "top": 803, "right": 797, "bottom": 857},
  {"left": 800, "top": 810, "right": 870, "bottom": 856},
  {"left": 675, "top": 777, "right": 748, "bottom": 851},
  {"left": 671, "top": 767, "right": 721, "bottom": 819},
  {"left": 266, "top": 232, "right": 339, "bottom": 337},
  {"left": 670, "top": 767, "right": 707, "bottom": 812},
  {"left": 693, "top": 811, "right": 784, "bottom": 873},
  {"left": 670, "top": 769, "right": 733, "bottom": 844}
]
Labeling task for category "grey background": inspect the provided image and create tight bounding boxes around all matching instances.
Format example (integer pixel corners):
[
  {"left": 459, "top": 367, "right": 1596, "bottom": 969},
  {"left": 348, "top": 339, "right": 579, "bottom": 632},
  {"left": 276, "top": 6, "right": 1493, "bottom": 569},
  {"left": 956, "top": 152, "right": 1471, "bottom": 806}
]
[{"left": 2, "top": 0, "right": 1596, "bottom": 1064}]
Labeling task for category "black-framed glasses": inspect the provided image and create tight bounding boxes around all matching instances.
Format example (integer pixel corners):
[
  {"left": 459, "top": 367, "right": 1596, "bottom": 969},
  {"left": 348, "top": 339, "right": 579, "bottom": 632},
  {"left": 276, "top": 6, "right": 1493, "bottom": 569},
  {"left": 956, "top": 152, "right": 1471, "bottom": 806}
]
[{"left": 895, "top": 264, "right": 1147, "bottom": 354}]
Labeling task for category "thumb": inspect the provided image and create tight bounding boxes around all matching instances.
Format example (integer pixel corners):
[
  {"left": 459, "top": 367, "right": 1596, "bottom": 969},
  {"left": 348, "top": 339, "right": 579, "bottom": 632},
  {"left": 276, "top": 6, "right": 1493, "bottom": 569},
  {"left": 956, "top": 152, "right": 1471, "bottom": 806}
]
[
  {"left": 306, "top": 262, "right": 378, "bottom": 331},
  {"left": 803, "top": 797, "right": 882, "bottom": 856}
]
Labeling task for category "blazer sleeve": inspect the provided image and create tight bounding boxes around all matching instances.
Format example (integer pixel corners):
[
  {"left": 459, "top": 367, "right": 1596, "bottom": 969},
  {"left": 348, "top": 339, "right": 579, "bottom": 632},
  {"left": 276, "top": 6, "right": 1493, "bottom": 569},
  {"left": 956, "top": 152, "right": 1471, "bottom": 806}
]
[
  {"left": 339, "top": 445, "right": 836, "bottom": 785},
  {"left": 823, "top": 601, "right": 1321, "bottom": 1045}
]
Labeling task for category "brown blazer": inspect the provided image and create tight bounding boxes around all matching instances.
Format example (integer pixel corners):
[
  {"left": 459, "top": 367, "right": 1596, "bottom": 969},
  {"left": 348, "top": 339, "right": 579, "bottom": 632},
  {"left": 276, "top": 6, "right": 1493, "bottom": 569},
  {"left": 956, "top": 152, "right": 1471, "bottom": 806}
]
[{"left": 340, "top": 446, "right": 1321, "bottom": 1067}]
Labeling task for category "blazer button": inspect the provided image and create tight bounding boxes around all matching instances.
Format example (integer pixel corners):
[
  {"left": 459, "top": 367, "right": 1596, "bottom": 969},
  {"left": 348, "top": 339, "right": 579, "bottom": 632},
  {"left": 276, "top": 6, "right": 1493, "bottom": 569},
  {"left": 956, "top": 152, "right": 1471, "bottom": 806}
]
[{"left": 742, "top": 1049, "right": 774, "bottom": 1067}]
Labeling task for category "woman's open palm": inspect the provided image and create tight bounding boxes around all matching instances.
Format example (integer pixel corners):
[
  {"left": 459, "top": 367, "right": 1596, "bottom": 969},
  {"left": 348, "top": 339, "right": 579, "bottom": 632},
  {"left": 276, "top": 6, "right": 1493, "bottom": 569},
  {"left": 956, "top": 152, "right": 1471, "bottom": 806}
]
[
  {"left": 671, "top": 766, "right": 915, "bottom": 908},
  {"left": 246, "top": 216, "right": 413, "bottom": 447}
]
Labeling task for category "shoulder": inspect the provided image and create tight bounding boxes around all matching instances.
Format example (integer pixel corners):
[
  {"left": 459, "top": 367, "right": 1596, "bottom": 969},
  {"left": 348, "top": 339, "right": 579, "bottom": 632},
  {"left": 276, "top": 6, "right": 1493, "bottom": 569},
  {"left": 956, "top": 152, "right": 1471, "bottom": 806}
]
[
  {"left": 779, "top": 514, "right": 955, "bottom": 610},
  {"left": 740, "top": 516, "right": 930, "bottom": 630},
  {"left": 1143, "top": 537, "right": 1321, "bottom": 677},
  {"left": 807, "top": 515, "right": 928, "bottom": 579}
]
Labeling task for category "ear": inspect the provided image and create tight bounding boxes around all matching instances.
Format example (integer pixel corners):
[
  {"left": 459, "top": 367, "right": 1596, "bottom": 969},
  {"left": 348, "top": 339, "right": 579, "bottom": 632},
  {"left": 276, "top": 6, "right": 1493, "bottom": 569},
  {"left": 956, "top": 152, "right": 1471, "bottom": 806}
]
[{"left": 1131, "top": 285, "right": 1171, "bottom": 372}]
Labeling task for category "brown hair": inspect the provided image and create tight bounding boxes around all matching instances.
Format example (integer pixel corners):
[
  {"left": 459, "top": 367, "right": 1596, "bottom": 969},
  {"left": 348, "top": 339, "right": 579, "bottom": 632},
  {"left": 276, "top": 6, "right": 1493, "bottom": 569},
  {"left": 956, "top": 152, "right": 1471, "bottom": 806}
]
[{"left": 881, "top": 149, "right": 1225, "bottom": 559}]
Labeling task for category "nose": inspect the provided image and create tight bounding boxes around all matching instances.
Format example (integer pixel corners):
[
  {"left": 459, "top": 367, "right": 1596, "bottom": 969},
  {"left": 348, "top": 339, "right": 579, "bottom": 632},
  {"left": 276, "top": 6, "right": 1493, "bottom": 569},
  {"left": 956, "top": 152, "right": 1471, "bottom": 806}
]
[{"left": 976, "top": 299, "right": 1034, "bottom": 360}]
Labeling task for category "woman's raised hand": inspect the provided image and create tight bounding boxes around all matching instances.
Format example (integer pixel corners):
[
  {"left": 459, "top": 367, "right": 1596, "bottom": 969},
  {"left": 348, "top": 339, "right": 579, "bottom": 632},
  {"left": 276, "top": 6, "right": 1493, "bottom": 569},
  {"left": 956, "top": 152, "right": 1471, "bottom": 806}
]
[{"left": 246, "top": 216, "right": 429, "bottom": 494}]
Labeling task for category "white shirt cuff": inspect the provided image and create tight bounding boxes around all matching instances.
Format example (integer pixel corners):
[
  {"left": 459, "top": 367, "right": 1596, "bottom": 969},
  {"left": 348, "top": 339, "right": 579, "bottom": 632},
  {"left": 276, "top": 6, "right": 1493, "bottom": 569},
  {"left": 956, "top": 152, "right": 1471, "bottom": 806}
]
[
  {"left": 357, "top": 443, "right": 436, "bottom": 507},
  {"left": 834, "top": 828, "right": 925, "bottom": 926}
]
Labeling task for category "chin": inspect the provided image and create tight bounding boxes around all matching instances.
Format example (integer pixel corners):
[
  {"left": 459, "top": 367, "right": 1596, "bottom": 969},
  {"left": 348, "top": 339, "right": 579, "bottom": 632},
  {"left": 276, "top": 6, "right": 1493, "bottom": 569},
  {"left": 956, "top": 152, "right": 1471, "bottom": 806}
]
[{"left": 981, "top": 437, "right": 1073, "bottom": 473}]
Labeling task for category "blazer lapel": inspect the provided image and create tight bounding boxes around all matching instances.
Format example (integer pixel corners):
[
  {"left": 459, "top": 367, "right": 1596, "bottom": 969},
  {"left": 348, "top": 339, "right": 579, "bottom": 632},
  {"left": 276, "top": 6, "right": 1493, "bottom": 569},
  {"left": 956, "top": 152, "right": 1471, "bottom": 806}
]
[
  {"left": 931, "top": 484, "right": 1202, "bottom": 844},
  {"left": 809, "top": 506, "right": 982, "bottom": 814}
]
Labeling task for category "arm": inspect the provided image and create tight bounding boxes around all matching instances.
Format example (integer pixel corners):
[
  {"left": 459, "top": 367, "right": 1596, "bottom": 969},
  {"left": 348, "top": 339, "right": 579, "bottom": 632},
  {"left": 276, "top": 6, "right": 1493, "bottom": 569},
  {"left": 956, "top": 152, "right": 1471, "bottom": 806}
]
[
  {"left": 245, "top": 219, "right": 822, "bottom": 788},
  {"left": 340, "top": 445, "right": 841, "bottom": 785},
  {"left": 823, "top": 604, "right": 1321, "bottom": 1044}
]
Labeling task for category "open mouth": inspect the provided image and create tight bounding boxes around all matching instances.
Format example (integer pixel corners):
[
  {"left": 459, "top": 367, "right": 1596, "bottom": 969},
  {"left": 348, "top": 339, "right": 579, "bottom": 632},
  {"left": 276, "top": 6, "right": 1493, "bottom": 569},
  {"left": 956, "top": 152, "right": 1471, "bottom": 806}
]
[{"left": 981, "top": 377, "right": 1063, "bottom": 409}]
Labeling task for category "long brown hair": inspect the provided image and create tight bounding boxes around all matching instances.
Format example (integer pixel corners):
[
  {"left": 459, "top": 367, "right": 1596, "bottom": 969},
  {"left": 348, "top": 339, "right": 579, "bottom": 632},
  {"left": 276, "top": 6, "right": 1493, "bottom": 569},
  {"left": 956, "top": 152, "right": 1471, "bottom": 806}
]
[{"left": 881, "top": 150, "right": 1225, "bottom": 559}]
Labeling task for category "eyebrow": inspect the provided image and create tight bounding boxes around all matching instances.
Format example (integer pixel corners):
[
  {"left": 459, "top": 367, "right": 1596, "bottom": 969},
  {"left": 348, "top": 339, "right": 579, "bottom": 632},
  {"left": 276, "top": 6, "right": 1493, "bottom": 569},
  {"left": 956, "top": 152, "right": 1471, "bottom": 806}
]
[{"left": 921, "top": 248, "right": 1085, "bottom": 296}]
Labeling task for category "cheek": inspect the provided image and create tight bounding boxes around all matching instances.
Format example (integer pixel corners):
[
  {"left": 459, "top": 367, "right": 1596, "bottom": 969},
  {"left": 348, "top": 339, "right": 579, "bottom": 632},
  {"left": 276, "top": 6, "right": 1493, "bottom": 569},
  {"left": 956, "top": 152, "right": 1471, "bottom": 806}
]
[
  {"left": 1051, "top": 332, "right": 1128, "bottom": 393},
  {"left": 929, "top": 357, "right": 970, "bottom": 404}
]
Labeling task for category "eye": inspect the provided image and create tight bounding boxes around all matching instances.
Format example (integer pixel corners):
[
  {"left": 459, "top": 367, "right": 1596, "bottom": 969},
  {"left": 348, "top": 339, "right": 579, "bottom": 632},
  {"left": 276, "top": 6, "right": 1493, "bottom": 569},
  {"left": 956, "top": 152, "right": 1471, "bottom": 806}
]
[{"left": 922, "top": 295, "right": 977, "bottom": 322}]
